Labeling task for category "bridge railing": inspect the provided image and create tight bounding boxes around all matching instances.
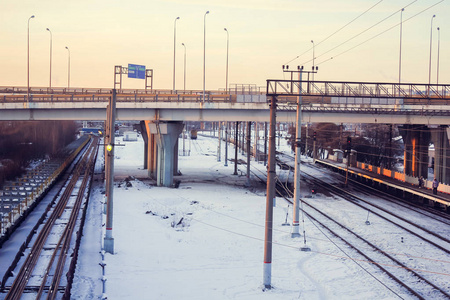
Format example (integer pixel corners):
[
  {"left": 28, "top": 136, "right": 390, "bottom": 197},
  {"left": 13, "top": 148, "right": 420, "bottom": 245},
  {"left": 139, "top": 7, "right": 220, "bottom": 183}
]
[
  {"left": 0, "top": 93, "right": 237, "bottom": 103},
  {"left": 0, "top": 86, "right": 236, "bottom": 96},
  {"left": 266, "top": 80, "right": 450, "bottom": 101}
]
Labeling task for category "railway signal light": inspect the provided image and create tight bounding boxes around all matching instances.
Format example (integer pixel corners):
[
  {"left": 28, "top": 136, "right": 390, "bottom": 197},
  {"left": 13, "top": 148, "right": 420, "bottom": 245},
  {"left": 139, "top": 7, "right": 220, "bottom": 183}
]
[
  {"left": 313, "top": 131, "right": 317, "bottom": 141},
  {"left": 346, "top": 136, "right": 352, "bottom": 152}
]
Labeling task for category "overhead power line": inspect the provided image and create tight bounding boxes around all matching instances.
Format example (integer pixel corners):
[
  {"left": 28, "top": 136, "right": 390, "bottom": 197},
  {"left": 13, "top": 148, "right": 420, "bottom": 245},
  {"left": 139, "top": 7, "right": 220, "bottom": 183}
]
[
  {"left": 284, "top": 0, "right": 385, "bottom": 65},
  {"left": 311, "top": 0, "right": 418, "bottom": 65},
  {"left": 317, "top": 0, "right": 443, "bottom": 66}
]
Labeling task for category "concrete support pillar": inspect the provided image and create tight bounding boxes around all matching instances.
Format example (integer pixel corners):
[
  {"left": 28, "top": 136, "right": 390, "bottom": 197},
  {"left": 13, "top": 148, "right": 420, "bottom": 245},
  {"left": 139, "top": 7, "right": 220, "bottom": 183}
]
[
  {"left": 144, "top": 121, "right": 158, "bottom": 179},
  {"left": 148, "top": 121, "right": 184, "bottom": 187},
  {"left": 431, "top": 126, "right": 450, "bottom": 184},
  {"left": 139, "top": 121, "right": 149, "bottom": 169},
  {"left": 174, "top": 138, "right": 179, "bottom": 175},
  {"left": 399, "top": 125, "right": 430, "bottom": 179}
]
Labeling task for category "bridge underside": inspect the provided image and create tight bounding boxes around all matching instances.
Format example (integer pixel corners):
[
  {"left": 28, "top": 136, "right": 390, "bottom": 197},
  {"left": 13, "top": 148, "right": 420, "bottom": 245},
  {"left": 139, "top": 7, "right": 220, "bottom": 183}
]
[{"left": 1, "top": 106, "right": 450, "bottom": 125}]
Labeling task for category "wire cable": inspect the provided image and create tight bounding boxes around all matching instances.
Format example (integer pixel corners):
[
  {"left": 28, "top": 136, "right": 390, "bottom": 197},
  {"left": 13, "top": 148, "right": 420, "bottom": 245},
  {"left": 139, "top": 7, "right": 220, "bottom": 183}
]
[
  {"left": 317, "top": 0, "right": 443, "bottom": 65},
  {"left": 285, "top": 0, "right": 385, "bottom": 65}
]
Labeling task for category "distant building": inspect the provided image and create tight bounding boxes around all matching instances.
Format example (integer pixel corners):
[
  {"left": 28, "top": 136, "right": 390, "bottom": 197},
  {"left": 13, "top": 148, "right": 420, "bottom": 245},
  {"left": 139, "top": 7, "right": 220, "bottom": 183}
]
[
  {"left": 123, "top": 131, "right": 138, "bottom": 141},
  {"left": 80, "top": 127, "right": 103, "bottom": 136}
]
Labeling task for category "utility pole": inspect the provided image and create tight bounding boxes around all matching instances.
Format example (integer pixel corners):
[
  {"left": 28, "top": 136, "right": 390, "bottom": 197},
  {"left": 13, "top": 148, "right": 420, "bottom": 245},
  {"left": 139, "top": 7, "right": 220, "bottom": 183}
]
[
  {"left": 345, "top": 136, "right": 351, "bottom": 186},
  {"left": 305, "top": 123, "right": 308, "bottom": 158},
  {"left": 313, "top": 131, "right": 317, "bottom": 163},
  {"left": 263, "top": 95, "right": 276, "bottom": 289},
  {"left": 241, "top": 122, "right": 246, "bottom": 155},
  {"left": 246, "top": 121, "right": 251, "bottom": 186},
  {"left": 233, "top": 121, "right": 239, "bottom": 175},
  {"left": 282, "top": 65, "right": 316, "bottom": 238},
  {"left": 388, "top": 124, "right": 393, "bottom": 169},
  {"left": 264, "top": 122, "right": 268, "bottom": 166},
  {"left": 105, "top": 89, "right": 116, "bottom": 254},
  {"left": 224, "top": 122, "right": 228, "bottom": 166},
  {"left": 218, "top": 122, "right": 221, "bottom": 162},
  {"left": 291, "top": 67, "right": 302, "bottom": 238},
  {"left": 254, "top": 122, "right": 258, "bottom": 162}
]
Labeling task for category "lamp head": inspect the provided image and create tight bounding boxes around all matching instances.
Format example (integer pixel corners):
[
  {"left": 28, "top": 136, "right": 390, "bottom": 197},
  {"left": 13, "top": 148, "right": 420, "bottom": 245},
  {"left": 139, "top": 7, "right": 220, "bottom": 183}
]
[
  {"left": 30, "top": 15, "right": 35, "bottom": 19},
  {"left": 206, "top": 11, "right": 209, "bottom": 14}
]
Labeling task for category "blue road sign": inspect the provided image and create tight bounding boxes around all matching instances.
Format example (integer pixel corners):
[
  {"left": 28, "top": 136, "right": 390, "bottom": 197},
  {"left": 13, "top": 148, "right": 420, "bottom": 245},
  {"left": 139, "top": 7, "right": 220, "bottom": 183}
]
[{"left": 128, "top": 64, "right": 146, "bottom": 79}]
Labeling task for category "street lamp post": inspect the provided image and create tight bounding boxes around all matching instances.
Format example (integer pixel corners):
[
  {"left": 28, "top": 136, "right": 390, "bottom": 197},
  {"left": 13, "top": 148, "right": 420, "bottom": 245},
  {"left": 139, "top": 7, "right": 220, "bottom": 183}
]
[
  {"left": 65, "top": 46, "right": 70, "bottom": 89},
  {"left": 311, "top": 40, "right": 315, "bottom": 81},
  {"left": 428, "top": 14, "right": 436, "bottom": 95},
  {"left": 173, "top": 17, "right": 180, "bottom": 92},
  {"left": 224, "top": 28, "right": 229, "bottom": 167},
  {"left": 27, "top": 15, "right": 35, "bottom": 103},
  {"left": 399, "top": 8, "right": 404, "bottom": 86},
  {"left": 182, "top": 43, "right": 186, "bottom": 93},
  {"left": 46, "top": 28, "right": 52, "bottom": 90},
  {"left": 224, "top": 28, "right": 229, "bottom": 94},
  {"left": 437, "top": 27, "right": 440, "bottom": 86},
  {"left": 203, "top": 11, "right": 210, "bottom": 102}
]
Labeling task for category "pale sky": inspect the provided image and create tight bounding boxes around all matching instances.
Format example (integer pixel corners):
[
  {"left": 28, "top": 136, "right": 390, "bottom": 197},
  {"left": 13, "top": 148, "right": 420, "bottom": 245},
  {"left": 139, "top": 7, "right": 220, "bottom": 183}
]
[{"left": 0, "top": 0, "right": 448, "bottom": 91}]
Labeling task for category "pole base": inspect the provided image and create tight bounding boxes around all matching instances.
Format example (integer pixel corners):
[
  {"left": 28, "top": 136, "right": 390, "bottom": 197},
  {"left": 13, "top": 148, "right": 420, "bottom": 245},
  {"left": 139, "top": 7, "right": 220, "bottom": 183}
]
[
  {"left": 281, "top": 223, "right": 290, "bottom": 226},
  {"left": 104, "top": 237, "right": 115, "bottom": 254},
  {"left": 291, "top": 233, "right": 301, "bottom": 238},
  {"left": 262, "top": 284, "right": 272, "bottom": 291},
  {"left": 300, "top": 245, "right": 311, "bottom": 251},
  {"left": 263, "top": 262, "right": 271, "bottom": 290}
]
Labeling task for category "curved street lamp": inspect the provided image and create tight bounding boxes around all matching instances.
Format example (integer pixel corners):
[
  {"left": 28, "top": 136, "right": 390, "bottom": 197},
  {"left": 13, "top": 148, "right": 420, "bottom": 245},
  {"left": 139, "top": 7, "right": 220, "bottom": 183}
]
[
  {"left": 311, "top": 40, "right": 315, "bottom": 81},
  {"left": 173, "top": 17, "right": 180, "bottom": 92},
  {"left": 203, "top": 11, "right": 209, "bottom": 102},
  {"left": 27, "top": 15, "right": 35, "bottom": 103},
  {"left": 46, "top": 28, "right": 52, "bottom": 90},
  {"left": 428, "top": 14, "right": 436, "bottom": 94},
  {"left": 437, "top": 27, "right": 440, "bottom": 85},
  {"left": 182, "top": 43, "right": 186, "bottom": 93},
  {"left": 399, "top": 8, "right": 404, "bottom": 85},
  {"left": 65, "top": 46, "right": 70, "bottom": 89},
  {"left": 224, "top": 28, "right": 229, "bottom": 94}
]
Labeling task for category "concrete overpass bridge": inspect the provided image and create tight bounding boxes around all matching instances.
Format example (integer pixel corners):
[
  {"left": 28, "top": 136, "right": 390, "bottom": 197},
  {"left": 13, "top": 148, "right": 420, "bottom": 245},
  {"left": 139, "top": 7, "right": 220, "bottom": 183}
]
[
  {"left": 1, "top": 80, "right": 450, "bottom": 125},
  {"left": 1, "top": 80, "right": 450, "bottom": 186}
]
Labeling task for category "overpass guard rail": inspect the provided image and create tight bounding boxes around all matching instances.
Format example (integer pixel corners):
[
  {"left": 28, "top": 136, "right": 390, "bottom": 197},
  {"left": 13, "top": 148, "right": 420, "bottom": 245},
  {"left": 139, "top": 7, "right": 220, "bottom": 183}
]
[{"left": 266, "top": 80, "right": 450, "bottom": 103}]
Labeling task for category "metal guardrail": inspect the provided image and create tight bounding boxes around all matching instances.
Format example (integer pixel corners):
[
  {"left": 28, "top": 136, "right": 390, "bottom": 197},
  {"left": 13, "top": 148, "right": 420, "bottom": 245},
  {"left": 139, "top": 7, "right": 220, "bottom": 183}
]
[
  {"left": 0, "top": 93, "right": 236, "bottom": 103},
  {"left": 0, "top": 86, "right": 264, "bottom": 96},
  {"left": 0, "top": 136, "right": 90, "bottom": 238},
  {"left": 267, "top": 80, "right": 450, "bottom": 100}
]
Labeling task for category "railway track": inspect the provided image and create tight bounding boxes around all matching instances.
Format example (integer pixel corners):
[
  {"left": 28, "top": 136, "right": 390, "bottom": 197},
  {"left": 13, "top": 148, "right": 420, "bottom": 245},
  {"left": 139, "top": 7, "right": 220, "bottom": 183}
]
[
  {"left": 277, "top": 152, "right": 450, "bottom": 238},
  {"left": 347, "top": 182, "right": 450, "bottom": 226},
  {"left": 2, "top": 137, "right": 98, "bottom": 300},
  {"left": 250, "top": 155, "right": 450, "bottom": 299}
]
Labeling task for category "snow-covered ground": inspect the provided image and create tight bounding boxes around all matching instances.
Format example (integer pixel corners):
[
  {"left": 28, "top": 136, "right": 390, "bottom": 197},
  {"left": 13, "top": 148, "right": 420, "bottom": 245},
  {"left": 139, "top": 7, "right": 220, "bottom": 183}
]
[{"left": 70, "top": 133, "right": 450, "bottom": 299}]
